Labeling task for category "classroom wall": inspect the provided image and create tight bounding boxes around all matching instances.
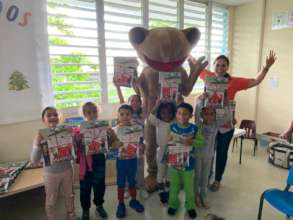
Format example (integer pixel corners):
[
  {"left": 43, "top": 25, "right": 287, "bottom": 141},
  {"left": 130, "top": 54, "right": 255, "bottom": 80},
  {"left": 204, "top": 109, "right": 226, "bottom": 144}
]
[
  {"left": 231, "top": 0, "right": 293, "bottom": 134},
  {"left": 229, "top": 0, "right": 264, "bottom": 125},
  {"left": 256, "top": 0, "right": 293, "bottom": 133}
]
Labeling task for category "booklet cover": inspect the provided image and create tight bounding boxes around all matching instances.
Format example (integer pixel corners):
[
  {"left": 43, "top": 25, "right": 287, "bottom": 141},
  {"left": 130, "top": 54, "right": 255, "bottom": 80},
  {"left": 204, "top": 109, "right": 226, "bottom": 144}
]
[
  {"left": 80, "top": 120, "right": 109, "bottom": 155},
  {"left": 115, "top": 125, "right": 143, "bottom": 159},
  {"left": 159, "top": 72, "right": 181, "bottom": 99},
  {"left": 0, "top": 160, "right": 28, "bottom": 194},
  {"left": 39, "top": 125, "right": 74, "bottom": 166},
  {"left": 204, "top": 76, "right": 228, "bottom": 108},
  {"left": 114, "top": 57, "right": 138, "bottom": 87}
]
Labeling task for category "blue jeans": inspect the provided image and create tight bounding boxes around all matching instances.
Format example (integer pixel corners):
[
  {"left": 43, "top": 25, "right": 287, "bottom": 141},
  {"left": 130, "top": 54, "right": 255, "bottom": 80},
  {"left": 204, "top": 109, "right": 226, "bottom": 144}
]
[{"left": 116, "top": 158, "right": 137, "bottom": 188}]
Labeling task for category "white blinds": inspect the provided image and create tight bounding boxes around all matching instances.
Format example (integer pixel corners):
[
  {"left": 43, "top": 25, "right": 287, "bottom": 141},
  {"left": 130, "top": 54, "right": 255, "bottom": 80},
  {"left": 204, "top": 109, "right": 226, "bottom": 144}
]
[
  {"left": 211, "top": 6, "right": 229, "bottom": 63},
  {"left": 47, "top": 0, "right": 101, "bottom": 108},
  {"left": 103, "top": 0, "right": 143, "bottom": 103}
]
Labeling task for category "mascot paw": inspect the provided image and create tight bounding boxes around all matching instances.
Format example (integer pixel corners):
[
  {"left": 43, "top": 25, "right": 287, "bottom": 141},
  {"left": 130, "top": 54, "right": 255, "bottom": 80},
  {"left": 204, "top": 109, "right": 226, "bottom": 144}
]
[{"left": 144, "top": 175, "right": 158, "bottom": 193}]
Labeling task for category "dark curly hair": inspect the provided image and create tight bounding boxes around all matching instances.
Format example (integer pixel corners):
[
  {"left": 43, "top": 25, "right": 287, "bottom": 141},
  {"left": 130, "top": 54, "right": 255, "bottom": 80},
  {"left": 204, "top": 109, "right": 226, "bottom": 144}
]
[{"left": 156, "top": 102, "right": 176, "bottom": 121}]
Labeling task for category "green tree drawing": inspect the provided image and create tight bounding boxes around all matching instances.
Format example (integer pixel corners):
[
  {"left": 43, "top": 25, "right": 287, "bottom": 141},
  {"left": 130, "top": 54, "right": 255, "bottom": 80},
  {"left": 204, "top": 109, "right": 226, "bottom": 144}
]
[{"left": 9, "top": 71, "right": 30, "bottom": 91}]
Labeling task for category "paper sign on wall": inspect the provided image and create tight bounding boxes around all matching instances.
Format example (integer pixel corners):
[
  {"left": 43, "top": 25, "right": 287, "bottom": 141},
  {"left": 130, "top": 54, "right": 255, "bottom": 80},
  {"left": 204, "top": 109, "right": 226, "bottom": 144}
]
[{"left": 272, "top": 11, "right": 293, "bottom": 30}]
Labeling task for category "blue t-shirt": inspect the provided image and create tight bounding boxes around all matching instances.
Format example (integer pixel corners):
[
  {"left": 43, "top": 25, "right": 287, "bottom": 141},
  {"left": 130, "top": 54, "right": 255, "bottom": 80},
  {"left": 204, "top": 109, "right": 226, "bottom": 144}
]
[{"left": 169, "top": 122, "right": 198, "bottom": 170}]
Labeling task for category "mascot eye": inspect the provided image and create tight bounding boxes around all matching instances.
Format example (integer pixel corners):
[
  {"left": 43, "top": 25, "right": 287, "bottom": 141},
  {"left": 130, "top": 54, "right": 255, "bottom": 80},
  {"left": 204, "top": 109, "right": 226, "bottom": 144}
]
[
  {"left": 182, "top": 28, "right": 200, "bottom": 46},
  {"left": 129, "top": 27, "right": 148, "bottom": 45}
]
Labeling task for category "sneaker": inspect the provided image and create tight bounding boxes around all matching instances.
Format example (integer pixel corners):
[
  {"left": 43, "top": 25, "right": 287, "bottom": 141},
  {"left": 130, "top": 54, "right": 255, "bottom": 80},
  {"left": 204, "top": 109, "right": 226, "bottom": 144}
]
[
  {"left": 167, "top": 208, "right": 176, "bottom": 216},
  {"left": 129, "top": 199, "right": 144, "bottom": 213},
  {"left": 139, "top": 189, "right": 150, "bottom": 199},
  {"left": 187, "top": 209, "right": 197, "bottom": 219},
  {"left": 96, "top": 205, "right": 108, "bottom": 218},
  {"left": 116, "top": 203, "right": 126, "bottom": 218},
  {"left": 82, "top": 210, "right": 90, "bottom": 220},
  {"left": 158, "top": 191, "right": 169, "bottom": 204}
]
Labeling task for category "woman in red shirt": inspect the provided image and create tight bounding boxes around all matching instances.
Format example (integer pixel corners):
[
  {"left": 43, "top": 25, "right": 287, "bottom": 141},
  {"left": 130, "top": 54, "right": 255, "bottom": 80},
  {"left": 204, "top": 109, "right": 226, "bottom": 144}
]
[{"left": 190, "top": 50, "right": 276, "bottom": 191}]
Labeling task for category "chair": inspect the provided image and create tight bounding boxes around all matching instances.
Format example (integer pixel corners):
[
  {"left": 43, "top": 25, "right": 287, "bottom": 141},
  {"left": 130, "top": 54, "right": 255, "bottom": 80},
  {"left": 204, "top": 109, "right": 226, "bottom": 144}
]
[
  {"left": 232, "top": 119, "right": 258, "bottom": 164},
  {"left": 257, "top": 165, "right": 293, "bottom": 220}
]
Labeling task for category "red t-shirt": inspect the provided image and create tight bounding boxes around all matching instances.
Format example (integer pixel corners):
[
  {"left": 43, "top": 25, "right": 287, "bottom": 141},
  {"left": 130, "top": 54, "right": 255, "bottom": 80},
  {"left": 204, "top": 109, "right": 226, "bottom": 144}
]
[{"left": 199, "top": 69, "right": 252, "bottom": 100}]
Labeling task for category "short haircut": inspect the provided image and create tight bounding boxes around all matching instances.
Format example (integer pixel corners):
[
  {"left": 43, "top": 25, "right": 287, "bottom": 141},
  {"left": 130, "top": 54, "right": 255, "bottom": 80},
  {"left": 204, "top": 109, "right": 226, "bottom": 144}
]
[
  {"left": 82, "top": 102, "right": 98, "bottom": 115},
  {"left": 156, "top": 102, "right": 176, "bottom": 120},
  {"left": 41, "top": 106, "right": 57, "bottom": 120},
  {"left": 214, "top": 55, "right": 230, "bottom": 67},
  {"left": 176, "top": 102, "right": 193, "bottom": 114},
  {"left": 118, "top": 104, "right": 133, "bottom": 114}
]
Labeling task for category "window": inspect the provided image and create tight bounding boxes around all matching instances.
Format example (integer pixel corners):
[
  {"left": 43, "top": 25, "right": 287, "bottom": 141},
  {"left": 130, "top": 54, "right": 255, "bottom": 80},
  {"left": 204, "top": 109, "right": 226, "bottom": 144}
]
[
  {"left": 104, "top": 0, "right": 143, "bottom": 103},
  {"left": 184, "top": 0, "right": 207, "bottom": 92},
  {"left": 210, "top": 6, "right": 229, "bottom": 63},
  {"left": 46, "top": 0, "right": 230, "bottom": 108},
  {"left": 149, "top": 0, "right": 178, "bottom": 28},
  {"left": 47, "top": 0, "right": 101, "bottom": 108}
]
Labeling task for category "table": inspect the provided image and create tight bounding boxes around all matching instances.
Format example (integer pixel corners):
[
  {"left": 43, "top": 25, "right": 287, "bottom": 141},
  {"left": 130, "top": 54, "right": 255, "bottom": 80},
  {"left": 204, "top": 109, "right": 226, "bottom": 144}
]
[
  {"left": 0, "top": 168, "right": 44, "bottom": 199},
  {"left": 233, "top": 128, "right": 246, "bottom": 164}
]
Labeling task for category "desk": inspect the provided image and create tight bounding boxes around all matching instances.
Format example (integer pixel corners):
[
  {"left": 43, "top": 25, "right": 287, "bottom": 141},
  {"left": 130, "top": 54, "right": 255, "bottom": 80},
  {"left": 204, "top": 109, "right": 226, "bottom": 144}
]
[
  {"left": 233, "top": 128, "right": 246, "bottom": 164},
  {"left": 0, "top": 168, "right": 43, "bottom": 199}
]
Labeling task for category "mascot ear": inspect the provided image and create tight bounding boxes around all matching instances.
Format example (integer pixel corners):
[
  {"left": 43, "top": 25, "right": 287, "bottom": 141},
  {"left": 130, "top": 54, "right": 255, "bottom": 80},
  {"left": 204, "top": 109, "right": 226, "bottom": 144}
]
[
  {"left": 129, "top": 27, "right": 149, "bottom": 45},
  {"left": 182, "top": 27, "right": 200, "bottom": 47}
]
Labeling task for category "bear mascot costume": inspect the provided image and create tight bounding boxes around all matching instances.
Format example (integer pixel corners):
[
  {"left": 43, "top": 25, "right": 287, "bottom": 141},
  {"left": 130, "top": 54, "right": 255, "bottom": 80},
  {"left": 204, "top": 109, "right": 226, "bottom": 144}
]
[{"left": 128, "top": 27, "right": 208, "bottom": 192}]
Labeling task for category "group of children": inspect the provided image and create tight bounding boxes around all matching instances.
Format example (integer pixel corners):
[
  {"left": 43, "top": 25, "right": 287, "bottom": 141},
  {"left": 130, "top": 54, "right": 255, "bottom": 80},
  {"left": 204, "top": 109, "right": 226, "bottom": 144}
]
[{"left": 30, "top": 92, "right": 223, "bottom": 220}]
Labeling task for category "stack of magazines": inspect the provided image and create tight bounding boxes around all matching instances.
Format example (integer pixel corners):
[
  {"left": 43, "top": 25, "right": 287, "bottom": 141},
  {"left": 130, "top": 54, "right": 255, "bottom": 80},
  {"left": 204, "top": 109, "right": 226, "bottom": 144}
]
[{"left": 0, "top": 161, "right": 28, "bottom": 194}]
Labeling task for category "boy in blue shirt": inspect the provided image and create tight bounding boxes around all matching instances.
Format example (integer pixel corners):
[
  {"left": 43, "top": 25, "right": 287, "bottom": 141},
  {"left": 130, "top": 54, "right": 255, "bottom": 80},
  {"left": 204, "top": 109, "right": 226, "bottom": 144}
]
[{"left": 167, "top": 102, "right": 204, "bottom": 218}]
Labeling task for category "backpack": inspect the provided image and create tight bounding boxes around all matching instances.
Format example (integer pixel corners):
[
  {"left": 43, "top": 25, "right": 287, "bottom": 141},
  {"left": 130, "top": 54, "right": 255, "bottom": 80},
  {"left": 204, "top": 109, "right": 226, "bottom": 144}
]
[{"left": 268, "top": 142, "right": 293, "bottom": 169}]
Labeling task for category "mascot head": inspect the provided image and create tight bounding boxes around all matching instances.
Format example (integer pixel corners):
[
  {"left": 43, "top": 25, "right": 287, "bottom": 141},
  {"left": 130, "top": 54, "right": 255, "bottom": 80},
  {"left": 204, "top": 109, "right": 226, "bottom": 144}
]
[{"left": 129, "top": 27, "right": 200, "bottom": 72}]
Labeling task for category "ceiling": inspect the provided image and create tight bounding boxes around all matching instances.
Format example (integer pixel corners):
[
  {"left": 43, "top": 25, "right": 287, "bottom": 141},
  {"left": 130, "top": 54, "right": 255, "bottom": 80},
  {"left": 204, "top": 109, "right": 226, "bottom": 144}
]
[{"left": 212, "top": 0, "right": 255, "bottom": 6}]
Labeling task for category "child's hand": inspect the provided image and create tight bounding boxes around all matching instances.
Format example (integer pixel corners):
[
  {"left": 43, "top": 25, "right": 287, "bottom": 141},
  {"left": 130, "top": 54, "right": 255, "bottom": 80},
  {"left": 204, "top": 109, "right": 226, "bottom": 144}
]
[
  {"left": 36, "top": 133, "right": 43, "bottom": 148},
  {"left": 198, "top": 92, "right": 209, "bottom": 100},
  {"left": 185, "top": 136, "right": 193, "bottom": 146},
  {"left": 107, "top": 127, "right": 114, "bottom": 135}
]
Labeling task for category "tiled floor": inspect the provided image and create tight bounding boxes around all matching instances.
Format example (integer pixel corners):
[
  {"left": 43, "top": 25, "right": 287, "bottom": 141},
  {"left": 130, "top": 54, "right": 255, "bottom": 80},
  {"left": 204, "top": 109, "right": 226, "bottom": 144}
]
[{"left": 0, "top": 142, "right": 289, "bottom": 220}]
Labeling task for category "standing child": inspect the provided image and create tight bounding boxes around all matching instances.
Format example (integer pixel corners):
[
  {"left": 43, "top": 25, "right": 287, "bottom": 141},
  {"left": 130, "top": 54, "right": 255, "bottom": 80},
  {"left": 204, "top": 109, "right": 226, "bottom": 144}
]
[
  {"left": 167, "top": 102, "right": 204, "bottom": 218},
  {"left": 114, "top": 82, "right": 148, "bottom": 198},
  {"left": 30, "top": 107, "right": 77, "bottom": 220},
  {"left": 194, "top": 103, "right": 217, "bottom": 209},
  {"left": 114, "top": 104, "right": 145, "bottom": 218},
  {"left": 78, "top": 102, "right": 120, "bottom": 220},
  {"left": 149, "top": 99, "right": 176, "bottom": 204}
]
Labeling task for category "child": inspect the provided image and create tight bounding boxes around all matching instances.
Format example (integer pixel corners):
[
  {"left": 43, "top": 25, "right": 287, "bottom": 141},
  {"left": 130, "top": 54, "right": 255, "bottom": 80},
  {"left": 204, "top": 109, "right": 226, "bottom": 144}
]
[
  {"left": 167, "top": 103, "right": 204, "bottom": 218},
  {"left": 113, "top": 104, "right": 145, "bottom": 218},
  {"left": 30, "top": 107, "right": 77, "bottom": 220},
  {"left": 78, "top": 102, "right": 119, "bottom": 220},
  {"left": 149, "top": 99, "right": 176, "bottom": 204},
  {"left": 194, "top": 104, "right": 217, "bottom": 209},
  {"left": 114, "top": 80, "right": 147, "bottom": 198}
]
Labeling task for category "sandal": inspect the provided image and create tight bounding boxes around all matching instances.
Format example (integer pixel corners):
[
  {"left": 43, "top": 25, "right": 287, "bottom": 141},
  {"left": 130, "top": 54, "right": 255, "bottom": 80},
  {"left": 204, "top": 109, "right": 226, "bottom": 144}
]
[{"left": 209, "top": 181, "right": 220, "bottom": 192}]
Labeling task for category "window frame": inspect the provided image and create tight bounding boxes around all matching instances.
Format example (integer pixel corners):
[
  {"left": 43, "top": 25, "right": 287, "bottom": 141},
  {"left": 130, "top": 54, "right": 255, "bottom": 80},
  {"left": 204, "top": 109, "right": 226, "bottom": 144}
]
[{"left": 46, "top": 0, "right": 230, "bottom": 111}]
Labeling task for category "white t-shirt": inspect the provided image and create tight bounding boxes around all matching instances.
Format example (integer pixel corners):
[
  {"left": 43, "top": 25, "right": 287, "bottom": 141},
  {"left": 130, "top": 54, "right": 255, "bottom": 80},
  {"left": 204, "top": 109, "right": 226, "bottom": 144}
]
[{"left": 149, "top": 114, "right": 172, "bottom": 155}]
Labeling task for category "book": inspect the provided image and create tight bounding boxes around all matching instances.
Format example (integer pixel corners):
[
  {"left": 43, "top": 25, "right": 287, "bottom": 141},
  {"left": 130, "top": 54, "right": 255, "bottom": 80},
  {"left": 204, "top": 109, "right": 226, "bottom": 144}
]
[
  {"left": 204, "top": 76, "right": 228, "bottom": 108},
  {"left": 39, "top": 125, "right": 75, "bottom": 166},
  {"left": 159, "top": 72, "right": 181, "bottom": 99},
  {"left": 0, "top": 160, "right": 28, "bottom": 194},
  {"left": 167, "top": 132, "right": 193, "bottom": 169},
  {"left": 115, "top": 125, "right": 143, "bottom": 159},
  {"left": 167, "top": 144, "right": 192, "bottom": 170},
  {"left": 80, "top": 120, "right": 110, "bottom": 155},
  {"left": 114, "top": 57, "right": 138, "bottom": 87}
]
